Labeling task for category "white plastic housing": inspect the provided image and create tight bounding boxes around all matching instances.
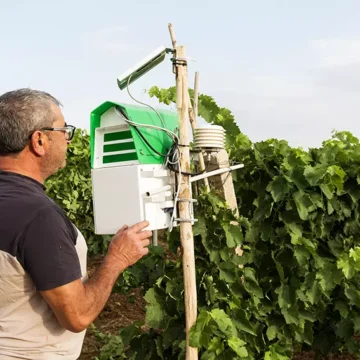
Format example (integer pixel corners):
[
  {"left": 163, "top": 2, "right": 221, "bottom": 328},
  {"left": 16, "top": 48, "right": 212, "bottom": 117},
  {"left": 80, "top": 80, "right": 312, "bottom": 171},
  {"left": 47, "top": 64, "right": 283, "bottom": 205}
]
[{"left": 92, "top": 164, "right": 175, "bottom": 234}]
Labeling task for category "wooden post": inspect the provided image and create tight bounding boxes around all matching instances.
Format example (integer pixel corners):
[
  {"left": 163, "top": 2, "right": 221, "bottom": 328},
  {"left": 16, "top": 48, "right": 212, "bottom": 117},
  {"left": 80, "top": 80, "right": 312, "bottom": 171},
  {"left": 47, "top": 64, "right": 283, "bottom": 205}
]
[
  {"left": 206, "top": 149, "right": 243, "bottom": 257},
  {"left": 207, "top": 149, "right": 239, "bottom": 216},
  {"left": 168, "top": 24, "right": 198, "bottom": 360},
  {"left": 191, "top": 73, "right": 210, "bottom": 192},
  {"left": 169, "top": 24, "right": 177, "bottom": 48},
  {"left": 193, "top": 72, "right": 199, "bottom": 125},
  {"left": 187, "top": 76, "right": 210, "bottom": 192}
]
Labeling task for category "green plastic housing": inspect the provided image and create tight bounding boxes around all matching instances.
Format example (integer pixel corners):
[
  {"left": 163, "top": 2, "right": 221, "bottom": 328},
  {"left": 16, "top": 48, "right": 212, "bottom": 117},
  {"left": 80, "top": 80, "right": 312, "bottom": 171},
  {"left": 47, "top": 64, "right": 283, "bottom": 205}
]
[{"left": 90, "top": 101, "right": 178, "bottom": 168}]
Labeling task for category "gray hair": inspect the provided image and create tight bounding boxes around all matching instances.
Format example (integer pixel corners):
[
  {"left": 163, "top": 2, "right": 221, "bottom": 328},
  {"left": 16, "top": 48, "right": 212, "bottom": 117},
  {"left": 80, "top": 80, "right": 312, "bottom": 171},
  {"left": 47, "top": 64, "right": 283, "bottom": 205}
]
[{"left": 0, "top": 88, "right": 62, "bottom": 155}]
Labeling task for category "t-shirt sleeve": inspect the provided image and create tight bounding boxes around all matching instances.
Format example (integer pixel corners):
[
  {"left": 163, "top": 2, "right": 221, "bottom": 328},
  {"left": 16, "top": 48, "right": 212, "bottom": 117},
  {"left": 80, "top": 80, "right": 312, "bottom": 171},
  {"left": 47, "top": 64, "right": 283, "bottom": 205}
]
[{"left": 18, "top": 205, "right": 82, "bottom": 291}]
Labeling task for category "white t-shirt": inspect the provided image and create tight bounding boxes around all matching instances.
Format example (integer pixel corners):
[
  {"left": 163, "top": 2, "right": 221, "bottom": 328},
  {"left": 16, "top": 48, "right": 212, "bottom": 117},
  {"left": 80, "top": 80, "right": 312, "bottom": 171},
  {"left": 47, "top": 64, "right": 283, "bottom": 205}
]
[{"left": 0, "top": 229, "right": 88, "bottom": 360}]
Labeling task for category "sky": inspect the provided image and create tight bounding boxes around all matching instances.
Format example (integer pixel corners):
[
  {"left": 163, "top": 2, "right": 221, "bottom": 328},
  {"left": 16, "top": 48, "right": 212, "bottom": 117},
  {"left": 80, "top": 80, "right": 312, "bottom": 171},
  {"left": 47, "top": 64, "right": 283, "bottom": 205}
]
[{"left": 1, "top": 0, "right": 360, "bottom": 149}]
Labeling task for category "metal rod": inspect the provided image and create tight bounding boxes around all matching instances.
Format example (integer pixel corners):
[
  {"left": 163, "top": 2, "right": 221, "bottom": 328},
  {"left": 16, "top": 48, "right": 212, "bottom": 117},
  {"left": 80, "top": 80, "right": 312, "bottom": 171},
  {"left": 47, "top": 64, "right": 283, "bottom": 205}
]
[
  {"left": 190, "top": 164, "right": 244, "bottom": 183},
  {"left": 152, "top": 230, "right": 158, "bottom": 246},
  {"left": 146, "top": 185, "right": 171, "bottom": 197}
]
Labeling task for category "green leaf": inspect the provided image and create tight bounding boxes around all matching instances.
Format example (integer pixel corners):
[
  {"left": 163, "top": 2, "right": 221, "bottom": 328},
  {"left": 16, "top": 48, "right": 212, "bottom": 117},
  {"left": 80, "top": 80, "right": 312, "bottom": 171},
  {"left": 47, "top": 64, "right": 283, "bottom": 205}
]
[
  {"left": 293, "top": 191, "right": 316, "bottom": 220},
  {"left": 210, "top": 309, "right": 238, "bottom": 338},
  {"left": 190, "top": 311, "right": 211, "bottom": 347},
  {"left": 307, "top": 279, "right": 320, "bottom": 305},
  {"left": 155, "top": 337, "right": 165, "bottom": 359},
  {"left": 244, "top": 281, "right": 264, "bottom": 300},
  {"left": 304, "top": 321, "right": 314, "bottom": 345},
  {"left": 316, "top": 262, "right": 341, "bottom": 293},
  {"left": 335, "top": 301, "right": 349, "bottom": 318},
  {"left": 282, "top": 306, "right": 300, "bottom": 325},
  {"left": 327, "top": 165, "right": 346, "bottom": 194},
  {"left": 97, "top": 335, "right": 124, "bottom": 359},
  {"left": 243, "top": 273, "right": 264, "bottom": 299},
  {"left": 299, "top": 309, "right": 317, "bottom": 323},
  {"left": 304, "top": 165, "right": 327, "bottom": 185},
  {"left": 244, "top": 267, "right": 259, "bottom": 284},
  {"left": 208, "top": 192, "right": 227, "bottom": 214},
  {"left": 253, "top": 195, "right": 273, "bottom": 222},
  {"left": 207, "top": 336, "right": 223, "bottom": 353},
  {"left": 328, "top": 240, "right": 343, "bottom": 257},
  {"left": 203, "top": 275, "right": 217, "bottom": 304},
  {"left": 294, "top": 246, "right": 310, "bottom": 267},
  {"left": 350, "top": 247, "right": 360, "bottom": 270},
  {"left": 144, "top": 289, "right": 165, "bottom": 328},
  {"left": 201, "top": 351, "right": 217, "bottom": 360},
  {"left": 266, "top": 325, "right": 278, "bottom": 341},
  {"left": 144, "top": 304, "right": 165, "bottom": 329},
  {"left": 286, "top": 167, "right": 308, "bottom": 191},
  {"left": 320, "top": 183, "right": 334, "bottom": 200},
  {"left": 232, "top": 309, "right": 257, "bottom": 336},
  {"left": 267, "top": 176, "right": 290, "bottom": 202},
  {"left": 345, "top": 285, "right": 360, "bottom": 307},
  {"left": 337, "top": 253, "right": 354, "bottom": 279},
  {"left": 354, "top": 317, "right": 360, "bottom": 332},
  {"left": 219, "top": 262, "right": 237, "bottom": 283},
  {"left": 221, "top": 222, "right": 243, "bottom": 248},
  {"left": 327, "top": 200, "right": 334, "bottom": 215},
  {"left": 264, "top": 344, "right": 290, "bottom": 360},
  {"left": 227, "top": 337, "right": 248, "bottom": 357},
  {"left": 276, "top": 284, "right": 291, "bottom": 310},
  {"left": 336, "top": 318, "right": 354, "bottom": 339},
  {"left": 272, "top": 251, "right": 285, "bottom": 282}
]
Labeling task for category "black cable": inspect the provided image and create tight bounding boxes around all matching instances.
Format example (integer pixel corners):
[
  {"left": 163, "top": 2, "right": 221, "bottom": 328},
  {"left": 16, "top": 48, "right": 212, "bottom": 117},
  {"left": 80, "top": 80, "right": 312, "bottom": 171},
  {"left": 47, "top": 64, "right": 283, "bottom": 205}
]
[
  {"left": 115, "top": 105, "right": 178, "bottom": 157},
  {"left": 131, "top": 126, "right": 231, "bottom": 177},
  {"left": 131, "top": 125, "right": 171, "bottom": 158},
  {"left": 166, "top": 143, "right": 211, "bottom": 176},
  {"left": 168, "top": 163, "right": 210, "bottom": 176},
  {"left": 168, "top": 149, "right": 242, "bottom": 176},
  {"left": 167, "top": 162, "right": 208, "bottom": 176}
]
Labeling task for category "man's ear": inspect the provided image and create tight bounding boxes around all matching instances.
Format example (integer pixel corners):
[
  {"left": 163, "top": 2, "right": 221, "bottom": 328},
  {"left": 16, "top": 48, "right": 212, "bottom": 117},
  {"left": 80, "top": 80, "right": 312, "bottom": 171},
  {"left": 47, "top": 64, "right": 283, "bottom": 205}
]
[{"left": 29, "top": 131, "right": 46, "bottom": 157}]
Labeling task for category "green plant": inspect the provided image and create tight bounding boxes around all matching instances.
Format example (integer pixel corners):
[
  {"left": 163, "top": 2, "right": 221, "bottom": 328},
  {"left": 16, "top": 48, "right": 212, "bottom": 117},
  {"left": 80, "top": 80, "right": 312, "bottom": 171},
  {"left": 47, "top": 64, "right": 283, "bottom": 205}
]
[
  {"left": 94, "top": 87, "right": 360, "bottom": 359},
  {"left": 47, "top": 89, "right": 360, "bottom": 359}
]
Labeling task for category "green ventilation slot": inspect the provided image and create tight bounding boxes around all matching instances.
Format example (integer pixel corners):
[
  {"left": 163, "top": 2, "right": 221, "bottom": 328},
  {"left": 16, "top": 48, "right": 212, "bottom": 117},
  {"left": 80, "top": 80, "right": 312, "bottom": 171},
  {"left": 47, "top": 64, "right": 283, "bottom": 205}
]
[
  {"left": 104, "top": 131, "right": 132, "bottom": 142},
  {"left": 103, "top": 142, "right": 135, "bottom": 153},
  {"left": 103, "top": 153, "right": 138, "bottom": 164}
]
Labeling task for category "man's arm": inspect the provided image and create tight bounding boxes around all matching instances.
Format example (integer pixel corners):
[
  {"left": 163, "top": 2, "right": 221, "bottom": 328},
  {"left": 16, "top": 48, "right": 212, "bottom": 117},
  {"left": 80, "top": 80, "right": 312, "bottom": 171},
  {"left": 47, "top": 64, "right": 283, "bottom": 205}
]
[{"left": 40, "top": 221, "right": 151, "bottom": 333}]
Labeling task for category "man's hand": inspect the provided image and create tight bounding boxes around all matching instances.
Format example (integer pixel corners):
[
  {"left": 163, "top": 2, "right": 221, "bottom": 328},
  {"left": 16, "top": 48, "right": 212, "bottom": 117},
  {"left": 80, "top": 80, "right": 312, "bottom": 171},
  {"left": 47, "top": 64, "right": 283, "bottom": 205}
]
[{"left": 107, "top": 220, "right": 152, "bottom": 270}]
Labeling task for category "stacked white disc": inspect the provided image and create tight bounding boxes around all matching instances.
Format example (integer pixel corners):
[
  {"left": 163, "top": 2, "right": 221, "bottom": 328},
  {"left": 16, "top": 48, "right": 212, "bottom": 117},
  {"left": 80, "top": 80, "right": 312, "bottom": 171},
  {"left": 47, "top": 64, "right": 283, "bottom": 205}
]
[{"left": 193, "top": 125, "right": 225, "bottom": 149}]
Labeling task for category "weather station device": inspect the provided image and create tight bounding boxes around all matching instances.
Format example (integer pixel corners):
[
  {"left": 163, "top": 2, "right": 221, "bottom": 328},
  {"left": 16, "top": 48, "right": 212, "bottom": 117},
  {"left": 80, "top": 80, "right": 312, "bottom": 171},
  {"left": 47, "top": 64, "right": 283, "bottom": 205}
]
[
  {"left": 90, "top": 45, "right": 243, "bottom": 235},
  {"left": 91, "top": 46, "right": 185, "bottom": 234}
]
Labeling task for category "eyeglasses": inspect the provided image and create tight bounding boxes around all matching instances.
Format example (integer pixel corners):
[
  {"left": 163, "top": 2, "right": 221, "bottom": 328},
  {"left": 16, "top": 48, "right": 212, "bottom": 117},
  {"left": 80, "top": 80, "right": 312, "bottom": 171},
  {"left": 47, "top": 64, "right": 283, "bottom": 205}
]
[{"left": 40, "top": 125, "right": 76, "bottom": 141}]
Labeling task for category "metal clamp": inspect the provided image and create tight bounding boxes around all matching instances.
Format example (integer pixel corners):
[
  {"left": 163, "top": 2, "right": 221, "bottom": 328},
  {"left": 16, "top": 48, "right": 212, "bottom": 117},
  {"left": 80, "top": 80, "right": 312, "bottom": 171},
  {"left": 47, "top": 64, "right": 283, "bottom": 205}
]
[
  {"left": 174, "top": 218, "right": 198, "bottom": 223},
  {"left": 171, "top": 57, "right": 188, "bottom": 66},
  {"left": 177, "top": 198, "right": 198, "bottom": 203}
]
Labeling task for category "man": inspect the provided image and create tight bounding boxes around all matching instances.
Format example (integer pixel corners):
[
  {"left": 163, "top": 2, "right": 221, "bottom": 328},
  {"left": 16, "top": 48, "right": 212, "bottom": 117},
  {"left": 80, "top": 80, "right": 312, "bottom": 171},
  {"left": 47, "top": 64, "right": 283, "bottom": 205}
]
[{"left": 0, "top": 88, "right": 151, "bottom": 359}]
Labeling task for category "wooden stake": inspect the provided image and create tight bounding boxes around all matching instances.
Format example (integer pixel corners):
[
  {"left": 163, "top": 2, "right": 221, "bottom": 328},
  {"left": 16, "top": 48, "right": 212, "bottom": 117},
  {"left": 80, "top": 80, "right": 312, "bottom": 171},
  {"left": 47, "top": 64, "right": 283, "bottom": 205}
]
[
  {"left": 208, "top": 149, "right": 239, "bottom": 217},
  {"left": 168, "top": 23, "right": 177, "bottom": 48},
  {"left": 177, "top": 45, "right": 198, "bottom": 360},
  {"left": 193, "top": 72, "right": 199, "bottom": 123},
  {"left": 191, "top": 73, "right": 210, "bottom": 192},
  {"left": 168, "top": 23, "right": 198, "bottom": 360}
]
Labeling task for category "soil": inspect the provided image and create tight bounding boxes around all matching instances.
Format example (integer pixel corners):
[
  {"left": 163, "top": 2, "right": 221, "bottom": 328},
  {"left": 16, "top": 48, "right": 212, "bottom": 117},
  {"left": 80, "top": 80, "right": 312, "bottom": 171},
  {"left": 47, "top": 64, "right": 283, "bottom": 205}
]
[
  {"left": 293, "top": 354, "right": 356, "bottom": 360},
  {"left": 78, "top": 257, "right": 358, "bottom": 360}
]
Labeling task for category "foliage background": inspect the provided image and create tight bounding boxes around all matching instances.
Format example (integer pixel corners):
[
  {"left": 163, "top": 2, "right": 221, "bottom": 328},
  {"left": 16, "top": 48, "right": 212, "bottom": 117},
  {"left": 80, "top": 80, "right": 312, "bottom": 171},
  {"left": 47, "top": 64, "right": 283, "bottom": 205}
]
[{"left": 46, "top": 89, "right": 360, "bottom": 359}]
